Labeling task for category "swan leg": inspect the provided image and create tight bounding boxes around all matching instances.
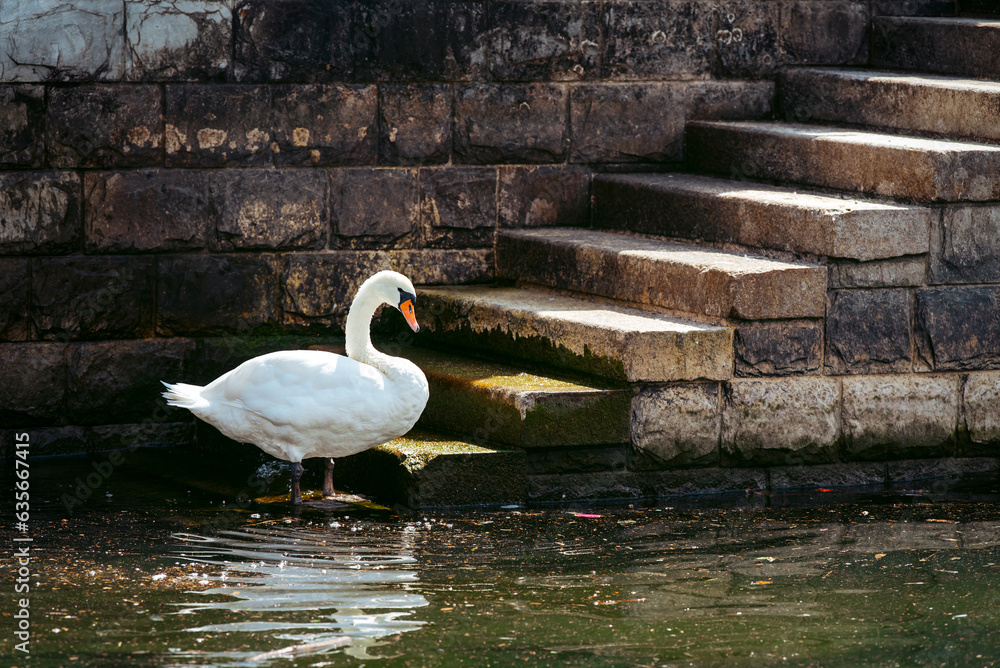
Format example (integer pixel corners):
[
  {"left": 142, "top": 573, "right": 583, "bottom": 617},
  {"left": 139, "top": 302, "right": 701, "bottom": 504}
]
[
  {"left": 290, "top": 461, "right": 304, "bottom": 505},
  {"left": 323, "top": 458, "right": 335, "bottom": 497}
]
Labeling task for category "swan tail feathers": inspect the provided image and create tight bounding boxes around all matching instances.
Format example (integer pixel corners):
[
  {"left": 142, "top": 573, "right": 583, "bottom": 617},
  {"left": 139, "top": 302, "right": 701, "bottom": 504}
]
[{"left": 161, "top": 381, "right": 210, "bottom": 411}]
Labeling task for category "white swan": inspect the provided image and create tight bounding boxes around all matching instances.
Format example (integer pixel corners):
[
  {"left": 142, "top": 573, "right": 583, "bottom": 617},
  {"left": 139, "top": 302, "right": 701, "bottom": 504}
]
[{"left": 161, "top": 270, "right": 429, "bottom": 504}]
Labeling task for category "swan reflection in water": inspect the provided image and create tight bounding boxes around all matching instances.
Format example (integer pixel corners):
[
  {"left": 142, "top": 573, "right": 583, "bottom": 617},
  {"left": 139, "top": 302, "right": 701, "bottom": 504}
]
[{"left": 163, "top": 523, "right": 428, "bottom": 665}]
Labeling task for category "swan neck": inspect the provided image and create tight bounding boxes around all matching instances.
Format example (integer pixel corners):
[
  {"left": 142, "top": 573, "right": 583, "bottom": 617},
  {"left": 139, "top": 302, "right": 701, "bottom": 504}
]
[{"left": 344, "top": 286, "right": 382, "bottom": 364}]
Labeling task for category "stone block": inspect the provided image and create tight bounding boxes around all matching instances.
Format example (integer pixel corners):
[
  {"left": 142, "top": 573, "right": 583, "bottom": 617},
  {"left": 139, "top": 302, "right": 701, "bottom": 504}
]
[
  {"left": 282, "top": 251, "right": 392, "bottom": 329},
  {"left": 930, "top": 205, "right": 1000, "bottom": 285},
  {"left": 0, "top": 85, "right": 44, "bottom": 166},
  {"left": 872, "top": 17, "right": 1000, "bottom": 79},
  {"left": 271, "top": 84, "right": 377, "bottom": 166},
  {"left": 0, "top": 426, "right": 86, "bottom": 456},
  {"left": 721, "top": 377, "right": 840, "bottom": 466},
  {"left": 872, "top": 0, "right": 955, "bottom": 15},
  {"left": 31, "top": 256, "right": 155, "bottom": 340},
  {"left": 602, "top": 1, "right": 712, "bottom": 80},
  {"left": 84, "top": 169, "right": 211, "bottom": 253},
  {"left": 528, "top": 446, "right": 627, "bottom": 475},
  {"left": 825, "top": 289, "right": 912, "bottom": 375},
  {"left": 0, "top": 259, "right": 30, "bottom": 341},
  {"left": 487, "top": 1, "right": 600, "bottom": 81},
  {"left": 734, "top": 320, "right": 822, "bottom": 377},
  {"left": 631, "top": 383, "right": 720, "bottom": 469},
  {"left": 47, "top": 84, "right": 161, "bottom": 167},
  {"left": 233, "top": 0, "right": 353, "bottom": 82},
  {"left": 379, "top": 84, "right": 452, "bottom": 165},
  {"left": 686, "top": 80, "right": 774, "bottom": 121},
  {"left": 0, "top": 343, "right": 66, "bottom": 426},
  {"left": 354, "top": 1, "right": 486, "bottom": 81},
  {"left": 0, "top": 171, "right": 81, "bottom": 254},
  {"left": 644, "top": 467, "right": 768, "bottom": 497},
  {"left": 419, "top": 167, "right": 497, "bottom": 249},
  {"left": 389, "top": 249, "right": 494, "bottom": 286},
  {"left": 157, "top": 254, "right": 280, "bottom": 335},
  {"left": 210, "top": 169, "right": 327, "bottom": 251},
  {"left": 842, "top": 375, "right": 958, "bottom": 460},
  {"left": 570, "top": 83, "right": 686, "bottom": 164},
  {"left": 916, "top": 287, "right": 1000, "bottom": 371},
  {"left": 964, "top": 371, "right": 1000, "bottom": 446},
  {"left": 887, "top": 457, "right": 1000, "bottom": 485},
  {"left": 829, "top": 257, "right": 927, "bottom": 289},
  {"left": 780, "top": 2, "right": 868, "bottom": 65},
  {"left": 67, "top": 339, "right": 193, "bottom": 424},
  {"left": 498, "top": 165, "right": 590, "bottom": 228},
  {"left": 165, "top": 84, "right": 271, "bottom": 166},
  {"left": 768, "top": 462, "right": 887, "bottom": 490},
  {"left": 713, "top": 1, "right": 782, "bottom": 79},
  {"left": 87, "top": 422, "right": 196, "bottom": 452},
  {"left": 528, "top": 471, "right": 645, "bottom": 502},
  {"left": 330, "top": 168, "right": 420, "bottom": 248},
  {"left": 125, "top": 0, "right": 230, "bottom": 81},
  {"left": 0, "top": 0, "right": 124, "bottom": 82},
  {"left": 454, "top": 83, "right": 567, "bottom": 164}
]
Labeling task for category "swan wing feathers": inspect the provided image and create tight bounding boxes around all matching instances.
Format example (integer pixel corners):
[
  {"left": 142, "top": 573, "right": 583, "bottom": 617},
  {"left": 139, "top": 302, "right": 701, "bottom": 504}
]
[{"left": 201, "top": 350, "right": 389, "bottom": 428}]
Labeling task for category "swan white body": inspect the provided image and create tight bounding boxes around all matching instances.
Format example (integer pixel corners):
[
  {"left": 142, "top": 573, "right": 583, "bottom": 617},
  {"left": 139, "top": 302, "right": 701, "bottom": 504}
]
[{"left": 162, "top": 271, "right": 429, "bottom": 502}]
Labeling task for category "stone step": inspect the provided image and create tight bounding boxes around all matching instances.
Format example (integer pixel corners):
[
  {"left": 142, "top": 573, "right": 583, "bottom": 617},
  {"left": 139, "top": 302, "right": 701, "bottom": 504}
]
[
  {"left": 686, "top": 120, "right": 1000, "bottom": 202},
  {"left": 779, "top": 67, "right": 1000, "bottom": 143},
  {"left": 872, "top": 17, "right": 1000, "bottom": 78},
  {"left": 591, "top": 172, "right": 931, "bottom": 261},
  {"left": 417, "top": 285, "right": 733, "bottom": 383},
  {"left": 406, "top": 346, "right": 630, "bottom": 449},
  {"left": 496, "top": 227, "right": 826, "bottom": 320},
  {"left": 308, "top": 343, "right": 631, "bottom": 449},
  {"left": 334, "top": 429, "right": 526, "bottom": 508}
]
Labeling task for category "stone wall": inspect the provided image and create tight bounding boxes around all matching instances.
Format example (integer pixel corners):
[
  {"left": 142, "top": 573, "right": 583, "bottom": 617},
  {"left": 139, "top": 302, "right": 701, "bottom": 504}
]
[{"left": 0, "top": 0, "right": 959, "bottom": 460}]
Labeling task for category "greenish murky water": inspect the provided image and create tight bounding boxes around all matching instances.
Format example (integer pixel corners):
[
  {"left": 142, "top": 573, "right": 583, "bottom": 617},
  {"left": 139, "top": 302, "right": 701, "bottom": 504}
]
[{"left": 4, "top": 451, "right": 1000, "bottom": 667}]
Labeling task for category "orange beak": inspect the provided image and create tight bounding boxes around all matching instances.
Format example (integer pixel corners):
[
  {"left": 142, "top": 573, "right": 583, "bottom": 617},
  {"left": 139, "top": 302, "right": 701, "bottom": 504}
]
[{"left": 400, "top": 299, "right": 419, "bottom": 332}]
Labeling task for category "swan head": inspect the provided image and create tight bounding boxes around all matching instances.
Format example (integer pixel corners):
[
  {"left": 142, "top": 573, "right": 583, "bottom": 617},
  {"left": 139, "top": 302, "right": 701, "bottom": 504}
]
[{"left": 356, "top": 270, "right": 420, "bottom": 333}]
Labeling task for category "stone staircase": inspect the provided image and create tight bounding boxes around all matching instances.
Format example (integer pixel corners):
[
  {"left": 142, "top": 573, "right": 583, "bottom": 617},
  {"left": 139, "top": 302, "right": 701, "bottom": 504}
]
[{"left": 344, "top": 10, "right": 1000, "bottom": 507}]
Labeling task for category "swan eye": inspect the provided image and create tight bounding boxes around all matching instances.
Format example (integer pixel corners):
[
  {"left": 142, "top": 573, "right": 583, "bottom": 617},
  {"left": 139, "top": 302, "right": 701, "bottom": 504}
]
[{"left": 400, "top": 299, "right": 413, "bottom": 317}]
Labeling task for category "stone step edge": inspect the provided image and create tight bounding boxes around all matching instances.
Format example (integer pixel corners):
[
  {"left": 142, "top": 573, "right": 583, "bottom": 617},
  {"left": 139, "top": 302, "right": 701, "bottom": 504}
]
[{"left": 496, "top": 226, "right": 828, "bottom": 320}]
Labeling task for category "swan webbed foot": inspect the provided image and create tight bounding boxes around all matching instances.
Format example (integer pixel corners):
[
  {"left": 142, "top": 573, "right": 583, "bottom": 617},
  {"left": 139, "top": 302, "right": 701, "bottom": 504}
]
[
  {"left": 290, "top": 461, "right": 304, "bottom": 505},
  {"left": 323, "top": 458, "right": 335, "bottom": 497}
]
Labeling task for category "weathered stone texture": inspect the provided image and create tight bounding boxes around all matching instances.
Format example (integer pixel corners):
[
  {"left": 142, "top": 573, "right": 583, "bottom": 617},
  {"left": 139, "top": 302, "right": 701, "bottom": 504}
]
[
  {"left": 454, "top": 84, "right": 567, "bottom": 164},
  {"left": 0, "top": 0, "right": 124, "bottom": 82},
  {"left": 713, "top": 1, "right": 781, "bottom": 78},
  {"left": 283, "top": 252, "right": 392, "bottom": 329},
  {"left": 872, "top": 17, "right": 1000, "bottom": 79},
  {"left": 0, "top": 259, "right": 29, "bottom": 341},
  {"left": 825, "top": 289, "right": 912, "bottom": 375},
  {"left": 211, "top": 169, "right": 327, "bottom": 250},
  {"left": 916, "top": 287, "right": 1000, "bottom": 371},
  {"left": 47, "top": 85, "right": 162, "bottom": 167},
  {"left": 233, "top": 0, "right": 353, "bottom": 82},
  {"left": 165, "top": 84, "right": 271, "bottom": 166},
  {"left": 379, "top": 84, "right": 452, "bottom": 165},
  {"left": 0, "top": 343, "right": 67, "bottom": 426},
  {"left": 0, "top": 85, "right": 44, "bottom": 166},
  {"left": 389, "top": 249, "right": 494, "bottom": 286},
  {"left": 631, "top": 384, "right": 720, "bottom": 469},
  {"left": 126, "top": 0, "right": 231, "bottom": 81},
  {"left": 963, "top": 372, "right": 1000, "bottom": 446},
  {"left": 829, "top": 257, "right": 927, "bottom": 289},
  {"left": 0, "top": 171, "right": 81, "bottom": 254},
  {"left": 570, "top": 83, "right": 686, "bottom": 164},
  {"left": 157, "top": 254, "right": 280, "bottom": 335},
  {"left": 330, "top": 168, "right": 420, "bottom": 248},
  {"left": 780, "top": 2, "right": 868, "bottom": 65},
  {"left": 721, "top": 377, "right": 840, "bottom": 466},
  {"left": 769, "top": 461, "right": 887, "bottom": 490},
  {"left": 686, "top": 80, "right": 774, "bottom": 121},
  {"left": 498, "top": 165, "right": 590, "bottom": 228},
  {"left": 419, "top": 168, "right": 496, "bottom": 249},
  {"left": 31, "top": 257, "right": 155, "bottom": 340},
  {"left": 271, "top": 84, "right": 377, "bottom": 166},
  {"left": 734, "top": 321, "right": 822, "bottom": 377},
  {"left": 529, "top": 446, "right": 627, "bottom": 475},
  {"left": 86, "top": 422, "right": 196, "bottom": 453},
  {"left": 355, "top": 1, "right": 486, "bottom": 82},
  {"left": 930, "top": 206, "right": 1000, "bottom": 285},
  {"left": 842, "top": 375, "right": 958, "bottom": 460},
  {"left": 84, "top": 169, "right": 210, "bottom": 253},
  {"left": 67, "top": 339, "right": 192, "bottom": 424},
  {"left": 488, "top": 2, "right": 600, "bottom": 81},
  {"left": 602, "top": 1, "right": 712, "bottom": 80}
]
